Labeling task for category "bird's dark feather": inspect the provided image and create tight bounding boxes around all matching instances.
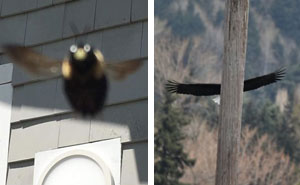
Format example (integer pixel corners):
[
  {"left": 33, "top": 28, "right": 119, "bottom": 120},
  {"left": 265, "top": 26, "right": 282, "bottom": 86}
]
[
  {"left": 244, "top": 68, "right": 285, "bottom": 91},
  {"left": 166, "top": 80, "right": 220, "bottom": 96}
]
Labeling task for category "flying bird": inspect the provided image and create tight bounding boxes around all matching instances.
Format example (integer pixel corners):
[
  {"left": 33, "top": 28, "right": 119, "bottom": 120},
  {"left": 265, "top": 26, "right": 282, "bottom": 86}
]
[
  {"left": 4, "top": 44, "right": 144, "bottom": 115},
  {"left": 166, "top": 68, "right": 285, "bottom": 97}
]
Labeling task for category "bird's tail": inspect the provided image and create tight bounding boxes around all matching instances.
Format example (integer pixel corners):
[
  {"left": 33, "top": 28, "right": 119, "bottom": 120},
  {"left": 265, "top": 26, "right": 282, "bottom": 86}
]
[{"left": 212, "top": 96, "right": 220, "bottom": 105}]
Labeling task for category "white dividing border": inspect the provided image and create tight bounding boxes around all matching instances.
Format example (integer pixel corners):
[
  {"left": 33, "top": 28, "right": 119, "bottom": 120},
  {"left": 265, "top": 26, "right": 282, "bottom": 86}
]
[
  {"left": 0, "top": 63, "right": 13, "bottom": 185},
  {"left": 37, "top": 149, "right": 113, "bottom": 185},
  {"left": 148, "top": 0, "right": 154, "bottom": 184}
]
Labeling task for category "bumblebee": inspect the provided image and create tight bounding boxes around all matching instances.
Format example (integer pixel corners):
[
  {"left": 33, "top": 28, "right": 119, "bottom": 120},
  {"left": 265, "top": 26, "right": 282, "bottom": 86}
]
[{"left": 4, "top": 43, "right": 144, "bottom": 115}]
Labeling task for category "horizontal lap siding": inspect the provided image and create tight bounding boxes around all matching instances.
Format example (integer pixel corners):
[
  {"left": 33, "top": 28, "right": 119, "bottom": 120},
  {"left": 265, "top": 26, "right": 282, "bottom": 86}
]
[
  {"left": 90, "top": 99, "right": 148, "bottom": 143},
  {"left": 0, "top": 0, "right": 146, "bottom": 54},
  {"left": 9, "top": 99, "right": 147, "bottom": 162},
  {"left": 25, "top": 5, "right": 65, "bottom": 46},
  {"left": 6, "top": 160, "right": 34, "bottom": 185},
  {"left": 131, "top": 0, "right": 147, "bottom": 22},
  {"left": 94, "top": 0, "right": 131, "bottom": 29},
  {"left": 0, "top": 0, "right": 77, "bottom": 17},
  {"left": 0, "top": 63, "right": 13, "bottom": 84},
  {"left": 122, "top": 142, "right": 148, "bottom": 185},
  {"left": 1, "top": 0, "right": 37, "bottom": 17},
  {"left": 62, "top": 0, "right": 97, "bottom": 37},
  {"left": 0, "top": 15, "right": 27, "bottom": 53},
  {"left": 8, "top": 116, "right": 60, "bottom": 162},
  {"left": 37, "top": 0, "right": 52, "bottom": 8},
  {"left": 141, "top": 22, "right": 148, "bottom": 58}
]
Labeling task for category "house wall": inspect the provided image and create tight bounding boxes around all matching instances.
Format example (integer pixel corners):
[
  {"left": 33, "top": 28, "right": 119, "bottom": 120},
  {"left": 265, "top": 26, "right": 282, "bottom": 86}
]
[{"left": 0, "top": 0, "right": 148, "bottom": 184}]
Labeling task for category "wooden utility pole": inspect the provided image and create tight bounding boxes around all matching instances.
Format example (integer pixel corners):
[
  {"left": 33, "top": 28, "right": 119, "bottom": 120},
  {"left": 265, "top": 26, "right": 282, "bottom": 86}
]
[{"left": 215, "top": 0, "right": 249, "bottom": 185}]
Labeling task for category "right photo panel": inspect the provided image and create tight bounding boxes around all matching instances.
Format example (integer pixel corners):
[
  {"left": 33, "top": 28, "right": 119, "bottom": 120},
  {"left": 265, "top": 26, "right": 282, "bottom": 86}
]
[{"left": 155, "top": 0, "right": 300, "bottom": 184}]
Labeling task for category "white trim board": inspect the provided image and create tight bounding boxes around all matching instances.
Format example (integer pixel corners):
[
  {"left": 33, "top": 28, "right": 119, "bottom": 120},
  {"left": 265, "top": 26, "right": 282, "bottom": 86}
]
[{"left": 0, "top": 63, "right": 13, "bottom": 185}]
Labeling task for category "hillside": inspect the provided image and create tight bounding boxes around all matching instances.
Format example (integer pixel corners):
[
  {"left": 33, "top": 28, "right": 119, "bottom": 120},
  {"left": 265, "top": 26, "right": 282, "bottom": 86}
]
[{"left": 155, "top": 0, "right": 300, "bottom": 102}]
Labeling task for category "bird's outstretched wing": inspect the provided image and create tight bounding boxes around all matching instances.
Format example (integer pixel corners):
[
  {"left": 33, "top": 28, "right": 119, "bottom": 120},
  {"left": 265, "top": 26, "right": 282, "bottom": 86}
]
[
  {"left": 166, "top": 80, "right": 220, "bottom": 96},
  {"left": 3, "top": 45, "right": 62, "bottom": 76},
  {"left": 166, "top": 68, "right": 285, "bottom": 96},
  {"left": 244, "top": 68, "right": 285, "bottom": 91},
  {"left": 105, "top": 57, "right": 146, "bottom": 80}
]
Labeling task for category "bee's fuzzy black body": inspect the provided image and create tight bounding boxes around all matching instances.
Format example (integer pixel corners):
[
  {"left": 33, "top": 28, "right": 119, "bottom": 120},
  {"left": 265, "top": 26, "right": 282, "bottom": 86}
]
[
  {"left": 64, "top": 74, "right": 108, "bottom": 116},
  {"left": 64, "top": 48, "right": 108, "bottom": 116}
]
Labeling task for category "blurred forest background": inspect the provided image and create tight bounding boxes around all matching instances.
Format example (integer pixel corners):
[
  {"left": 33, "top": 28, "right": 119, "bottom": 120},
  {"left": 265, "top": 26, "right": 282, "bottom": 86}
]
[{"left": 154, "top": 0, "right": 300, "bottom": 184}]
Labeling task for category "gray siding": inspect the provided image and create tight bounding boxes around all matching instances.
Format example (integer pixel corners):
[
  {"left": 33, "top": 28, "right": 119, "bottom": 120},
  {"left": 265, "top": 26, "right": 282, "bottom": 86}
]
[
  {"left": 131, "top": 0, "right": 148, "bottom": 22},
  {"left": 9, "top": 117, "right": 60, "bottom": 162},
  {"left": 6, "top": 160, "right": 34, "bottom": 185},
  {"left": 0, "top": 0, "right": 148, "bottom": 184},
  {"left": 0, "top": 15, "right": 27, "bottom": 52},
  {"left": 90, "top": 100, "right": 148, "bottom": 143},
  {"left": 1, "top": 0, "right": 37, "bottom": 16},
  {"left": 58, "top": 114, "right": 91, "bottom": 147},
  {"left": 37, "top": 0, "right": 52, "bottom": 8},
  {"left": 0, "top": 0, "right": 3, "bottom": 15},
  {"left": 101, "top": 22, "right": 143, "bottom": 60},
  {"left": 94, "top": 0, "right": 131, "bottom": 29},
  {"left": 25, "top": 5, "right": 65, "bottom": 45},
  {"left": 0, "top": 63, "right": 13, "bottom": 84},
  {"left": 141, "top": 22, "right": 148, "bottom": 58},
  {"left": 62, "top": 0, "right": 97, "bottom": 37},
  {"left": 121, "top": 142, "right": 148, "bottom": 185}
]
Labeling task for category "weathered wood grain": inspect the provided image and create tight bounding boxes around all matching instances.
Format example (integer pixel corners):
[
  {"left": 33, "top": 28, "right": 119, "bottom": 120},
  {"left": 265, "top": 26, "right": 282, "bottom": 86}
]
[{"left": 215, "top": 0, "right": 249, "bottom": 185}]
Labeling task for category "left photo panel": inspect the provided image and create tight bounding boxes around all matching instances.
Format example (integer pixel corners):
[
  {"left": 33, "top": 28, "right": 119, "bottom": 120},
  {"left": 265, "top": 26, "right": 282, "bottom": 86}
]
[{"left": 0, "top": 0, "right": 148, "bottom": 185}]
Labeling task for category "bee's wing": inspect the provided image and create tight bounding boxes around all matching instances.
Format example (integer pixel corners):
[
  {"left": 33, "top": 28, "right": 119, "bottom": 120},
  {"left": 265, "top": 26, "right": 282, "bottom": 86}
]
[
  {"left": 105, "top": 57, "right": 145, "bottom": 80},
  {"left": 4, "top": 45, "right": 63, "bottom": 76}
]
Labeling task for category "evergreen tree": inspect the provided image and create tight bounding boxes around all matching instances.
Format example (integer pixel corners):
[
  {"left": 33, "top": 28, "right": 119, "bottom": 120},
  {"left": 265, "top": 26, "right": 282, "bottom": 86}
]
[
  {"left": 278, "top": 102, "right": 300, "bottom": 162},
  {"left": 155, "top": 92, "right": 195, "bottom": 185}
]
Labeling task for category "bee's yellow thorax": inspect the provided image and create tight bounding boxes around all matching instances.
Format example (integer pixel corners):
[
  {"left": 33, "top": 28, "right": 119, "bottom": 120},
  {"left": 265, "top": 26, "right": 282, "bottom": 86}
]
[
  {"left": 93, "top": 50, "right": 106, "bottom": 78},
  {"left": 62, "top": 58, "right": 72, "bottom": 79}
]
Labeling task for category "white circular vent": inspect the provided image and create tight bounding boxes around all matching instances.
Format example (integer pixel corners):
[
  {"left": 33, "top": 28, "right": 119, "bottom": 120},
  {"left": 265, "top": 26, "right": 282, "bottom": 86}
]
[{"left": 37, "top": 149, "right": 113, "bottom": 185}]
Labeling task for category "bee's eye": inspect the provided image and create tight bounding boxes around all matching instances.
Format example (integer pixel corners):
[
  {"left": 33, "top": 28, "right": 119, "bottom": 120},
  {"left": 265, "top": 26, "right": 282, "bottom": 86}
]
[
  {"left": 84, "top": 44, "right": 91, "bottom": 52},
  {"left": 70, "top": 45, "right": 77, "bottom": 53}
]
